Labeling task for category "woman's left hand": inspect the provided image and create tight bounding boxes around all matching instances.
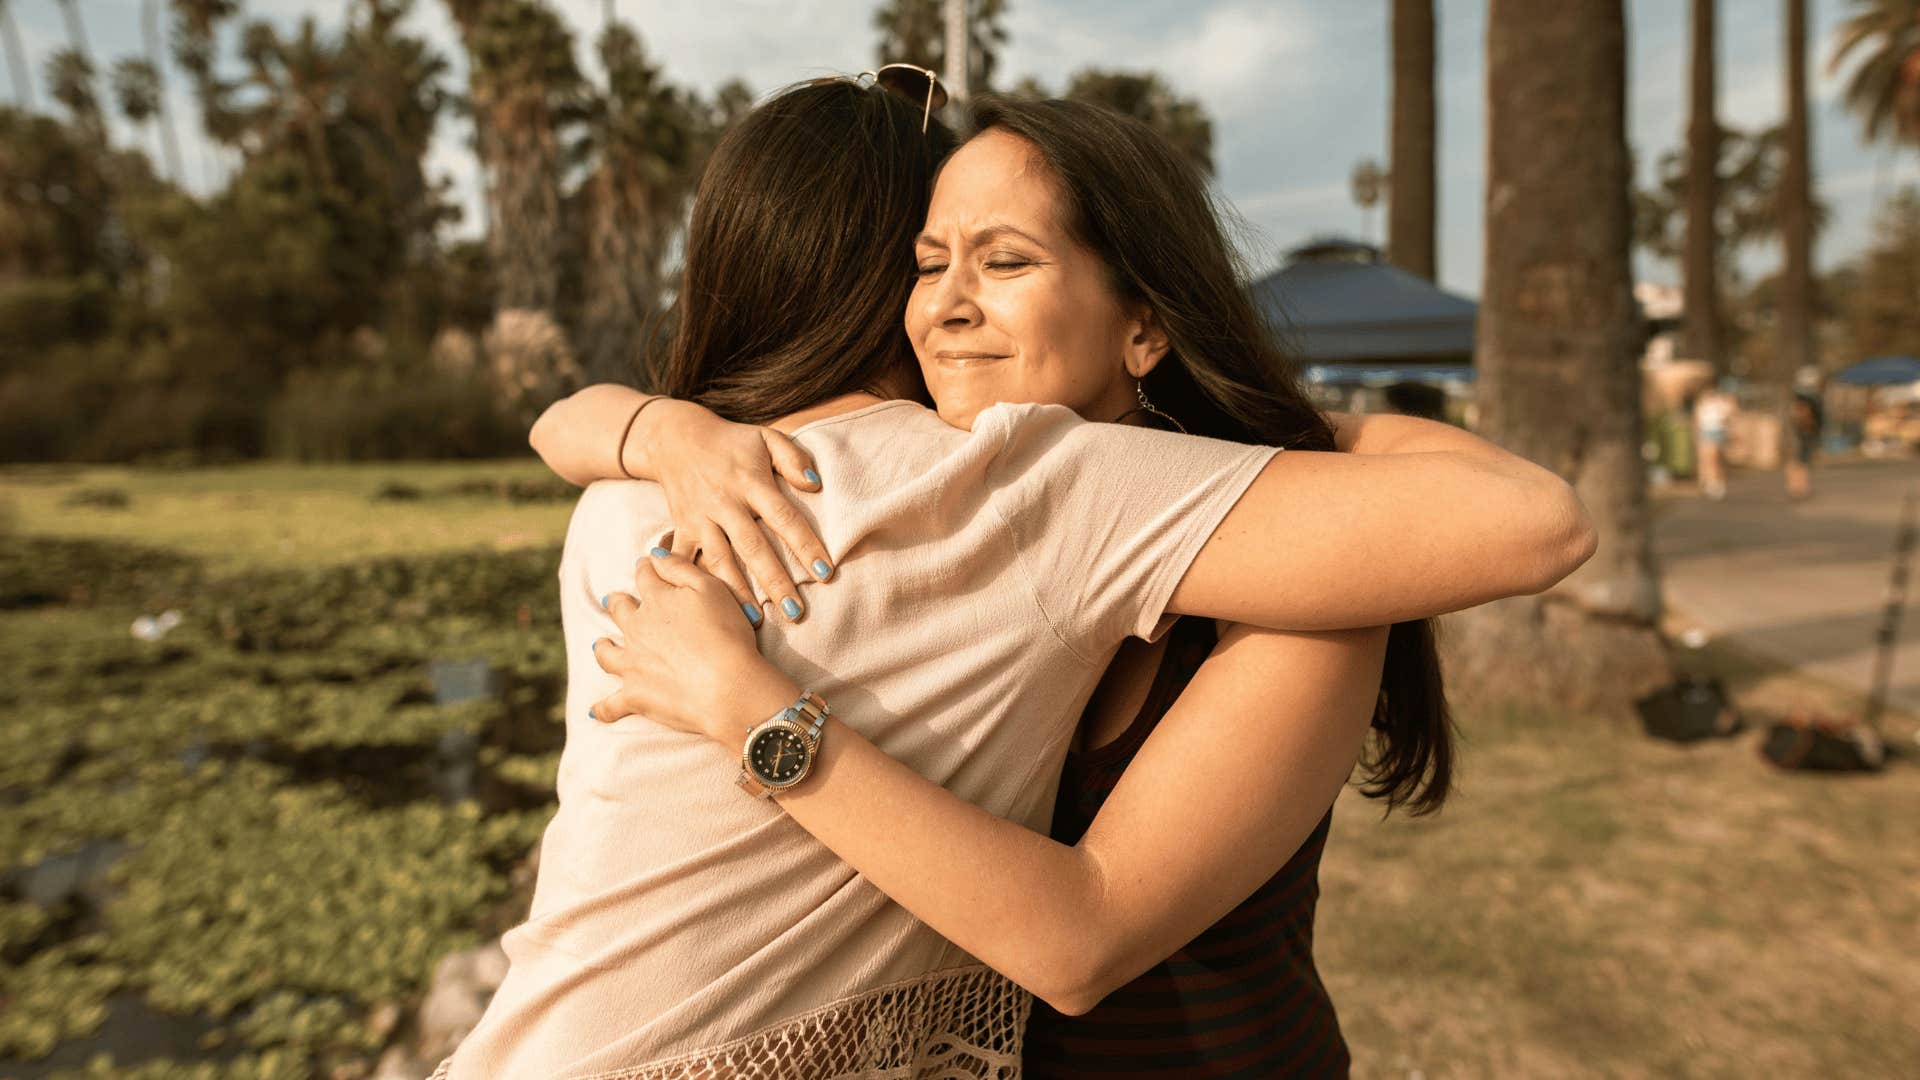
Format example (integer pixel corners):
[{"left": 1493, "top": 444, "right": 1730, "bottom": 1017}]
[{"left": 589, "top": 550, "right": 800, "bottom": 744}]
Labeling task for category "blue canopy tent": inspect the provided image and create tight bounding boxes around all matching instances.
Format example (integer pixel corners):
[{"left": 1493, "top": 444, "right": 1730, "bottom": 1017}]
[
  {"left": 1833, "top": 355, "right": 1920, "bottom": 386},
  {"left": 1248, "top": 239, "right": 1477, "bottom": 383}
]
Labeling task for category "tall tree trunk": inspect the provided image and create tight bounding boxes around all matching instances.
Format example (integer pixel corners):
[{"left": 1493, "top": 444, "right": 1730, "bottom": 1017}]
[
  {"left": 1682, "top": 0, "right": 1724, "bottom": 372},
  {"left": 1448, "top": 0, "right": 1670, "bottom": 718},
  {"left": 481, "top": 87, "right": 564, "bottom": 313},
  {"left": 1778, "top": 0, "right": 1816, "bottom": 384},
  {"left": 447, "top": 0, "right": 569, "bottom": 318},
  {"left": 142, "top": 0, "right": 185, "bottom": 184},
  {"left": 578, "top": 169, "right": 665, "bottom": 385},
  {"left": 0, "top": 1, "right": 31, "bottom": 110},
  {"left": 943, "top": 0, "right": 969, "bottom": 107},
  {"left": 1389, "top": 0, "right": 1437, "bottom": 280}
]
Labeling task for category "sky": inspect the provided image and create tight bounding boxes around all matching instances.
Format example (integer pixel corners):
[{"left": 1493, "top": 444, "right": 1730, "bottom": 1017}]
[{"left": 12, "top": 0, "right": 1918, "bottom": 298}]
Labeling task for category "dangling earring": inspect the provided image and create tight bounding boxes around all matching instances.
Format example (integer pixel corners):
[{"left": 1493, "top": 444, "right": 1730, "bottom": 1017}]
[{"left": 1119, "top": 379, "right": 1187, "bottom": 434}]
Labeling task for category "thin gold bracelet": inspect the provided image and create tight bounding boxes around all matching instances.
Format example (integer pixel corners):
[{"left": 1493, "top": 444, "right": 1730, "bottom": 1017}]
[{"left": 616, "top": 396, "right": 666, "bottom": 480}]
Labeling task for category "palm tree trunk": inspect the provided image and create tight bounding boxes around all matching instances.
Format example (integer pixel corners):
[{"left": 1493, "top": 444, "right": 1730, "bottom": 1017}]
[
  {"left": 1448, "top": 0, "right": 1670, "bottom": 718},
  {"left": 57, "top": 0, "right": 92, "bottom": 64},
  {"left": 943, "top": 0, "right": 969, "bottom": 106},
  {"left": 1389, "top": 0, "right": 1438, "bottom": 280},
  {"left": 142, "top": 0, "right": 186, "bottom": 184},
  {"left": 1682, "top": 0, "right": 1724, "bottom": 372},
  {"left": 479, "top": 87, "right": 564, "bottom": 314},
  {"left": 1778, "top": 0, "right": 1816, "bottom": 384},
  {"left": 0, "top": 0, "right": 31, "bottom": 110}
]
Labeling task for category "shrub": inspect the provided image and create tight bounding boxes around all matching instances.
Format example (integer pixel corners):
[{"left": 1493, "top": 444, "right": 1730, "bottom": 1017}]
[{"left": 264, "top": 367, "right": 525, "bottom": 462}]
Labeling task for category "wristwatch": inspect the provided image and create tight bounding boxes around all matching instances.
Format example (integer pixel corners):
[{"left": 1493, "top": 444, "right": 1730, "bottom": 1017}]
[{"left": 737, "top": 689, "right": 830, "bottom": 798}]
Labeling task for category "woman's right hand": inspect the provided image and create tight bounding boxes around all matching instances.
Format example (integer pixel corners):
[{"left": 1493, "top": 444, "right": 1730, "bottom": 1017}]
[{"left": 631, "top": 398, "right": 835, "bottom": 621}]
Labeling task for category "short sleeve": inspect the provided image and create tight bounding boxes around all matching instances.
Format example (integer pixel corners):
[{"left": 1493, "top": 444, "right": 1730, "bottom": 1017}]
[{"left": 983, "top": 403, "right": 1279, "bottom": 662}]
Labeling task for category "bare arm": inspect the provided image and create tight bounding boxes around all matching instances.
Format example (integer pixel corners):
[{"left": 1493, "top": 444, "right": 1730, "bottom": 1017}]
[
  {"left": 1165, "top": 420, "right": 1595, "bottom": 629},
  {"left": 596, "top": 551, "right": 1388, "bottom": 1016},
  {"left": 528, "top": 384, "right": 654, "bottom": 487}
]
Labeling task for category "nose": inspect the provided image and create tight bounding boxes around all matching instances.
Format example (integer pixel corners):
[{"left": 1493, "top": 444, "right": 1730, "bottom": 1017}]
[{"left": 919, "top": 259, "right": 983, "bottom": 333}]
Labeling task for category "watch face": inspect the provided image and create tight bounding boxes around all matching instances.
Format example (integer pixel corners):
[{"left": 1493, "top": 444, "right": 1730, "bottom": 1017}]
[{"left": 748, "top": 727, "right": 810, "bottom": 786}]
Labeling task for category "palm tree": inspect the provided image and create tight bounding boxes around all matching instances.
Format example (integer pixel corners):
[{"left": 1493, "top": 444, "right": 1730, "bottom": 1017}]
[
  {"left": 873, "top": 0, "right": 1006, "bottom": 93},
  {"left": 1, "top": 0, "right": 32, "bottom": 109},
  {"left": 141, "top": 0, "right": 185, "bottom": 184},
  {"left": 575, "top": 16, "right": 704, "bottom": 383},
  {"left": 1388, "top": 0, "right": 1437, "bottom": 280},
  {"left": 1061, "top": 70, "right": 1214, "bottom": 178},
  {"left": 1455, "top": 0, "right": 1669, "bottom": 716},
  {"left": 1683, "top": 0, "right": 1725, "bottom": 372},
  {"left": 1779, "top": 0, "right": 1816, "bottom": 383},
  {"left": 171, "top": 0, "right": 244, "bottom": 183},
  {"left": 445, "top": 0, "right": 583, "bottom": 317},
  {"left": 111, "top": 56, "right": 163, "bottom": 160},
  {"left": 236, "top": 18, "right": 347, "bottom": 188},
  {"left": 46, "top": 47, "right": 103, "bottom": 140},
  {"left": 1828, "top": 0, "right": 1920, "bottom": 146}
]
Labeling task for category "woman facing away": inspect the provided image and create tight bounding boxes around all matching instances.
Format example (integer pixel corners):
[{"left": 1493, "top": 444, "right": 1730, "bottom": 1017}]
[{"left": 447, "top": 80, "right": 1594, "bottom": 1080}]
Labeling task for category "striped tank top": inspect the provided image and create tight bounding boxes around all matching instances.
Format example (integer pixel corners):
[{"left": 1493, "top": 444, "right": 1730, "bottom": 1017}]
[{"left": 1023, "top": 618, "right": 1351, "bottom": 1078}]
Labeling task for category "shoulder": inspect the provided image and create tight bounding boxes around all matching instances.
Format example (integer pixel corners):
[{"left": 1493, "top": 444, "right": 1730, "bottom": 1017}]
[
  {"left": 983, "top": 402, "right": 1261, "bottom": 483},
  {"left": 560, "top": 480, "right": 670, "bottom": 580}
]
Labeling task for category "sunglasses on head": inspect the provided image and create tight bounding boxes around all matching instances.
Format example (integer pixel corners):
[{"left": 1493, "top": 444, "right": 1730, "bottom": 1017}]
[{"left": 808, "top": 62, "right": 948, "bottom": 133}]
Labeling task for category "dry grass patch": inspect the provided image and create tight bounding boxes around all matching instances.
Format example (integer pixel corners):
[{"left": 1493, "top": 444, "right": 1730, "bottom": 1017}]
[{"left": 1318, "top": 677, "right": 1919, "bottom": 1079}]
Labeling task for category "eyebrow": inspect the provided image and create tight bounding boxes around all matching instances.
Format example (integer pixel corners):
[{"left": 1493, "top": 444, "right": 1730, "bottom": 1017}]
[{"left": 913, "top": 224, "right": 1048, "bottom": 250}]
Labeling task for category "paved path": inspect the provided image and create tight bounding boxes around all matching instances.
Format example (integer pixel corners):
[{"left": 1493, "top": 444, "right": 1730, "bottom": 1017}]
[{"left": 1652, "top": 456, "right": 1920, "bottom": 715}]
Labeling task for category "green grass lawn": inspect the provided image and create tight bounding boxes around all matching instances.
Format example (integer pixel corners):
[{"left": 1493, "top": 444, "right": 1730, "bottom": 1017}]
[
  {"left": 4, "top": 462, "right": 1916, "bottom": 1078},
  {"left": 0, "top": 460, "right": 571, "bottom": 573}
]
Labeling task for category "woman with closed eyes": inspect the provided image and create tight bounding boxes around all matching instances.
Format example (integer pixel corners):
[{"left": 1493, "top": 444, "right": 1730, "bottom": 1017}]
[{"left": 449, "top": 80, "right": 1591, "bottom": 1080}]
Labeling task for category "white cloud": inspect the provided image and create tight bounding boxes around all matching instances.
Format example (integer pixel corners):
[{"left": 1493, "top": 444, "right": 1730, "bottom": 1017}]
[{"left": 1004, "top": 0, "right": 1316, "bottom": 124}]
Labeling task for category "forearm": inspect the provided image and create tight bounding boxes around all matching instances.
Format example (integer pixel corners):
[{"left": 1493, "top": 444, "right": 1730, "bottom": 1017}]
[
  {"left": 1169, "top": 445, "right": 1595, "bottom": 630},
  {"left": 529, "top": 384, "right": 652, "bottom": 486},
  {"left": 725, "top": 671, "right": 1114, "bottom": 1012}
]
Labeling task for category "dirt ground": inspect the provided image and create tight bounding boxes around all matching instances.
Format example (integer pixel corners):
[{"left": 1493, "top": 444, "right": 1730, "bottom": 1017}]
[{"left": 1317, "top": 629, "right": 1919, "bottom": 1079}]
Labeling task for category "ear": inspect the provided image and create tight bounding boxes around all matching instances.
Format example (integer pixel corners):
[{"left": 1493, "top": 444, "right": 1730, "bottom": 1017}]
[{"left": 1122, "top": 306, "right": 1171, "bottom": 380}]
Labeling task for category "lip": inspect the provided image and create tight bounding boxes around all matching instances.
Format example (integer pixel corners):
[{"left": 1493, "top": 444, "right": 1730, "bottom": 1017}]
[{"left": 933, "top": 351, "right": 1010, "bottom": 368}]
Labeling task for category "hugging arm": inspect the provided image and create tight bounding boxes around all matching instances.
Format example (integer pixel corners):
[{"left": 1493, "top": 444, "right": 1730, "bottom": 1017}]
[
  {"left": 592, "top": 552, "right": 1386, "bottom": 1016},
  {"left": 529, "top": 384, "right": 834, "bottom": 619},
  {"left": 540, "top": 387, "right": 1598, "bottom": 633},
  {"left": 1126, "top": 413, "right": 1595, "bottom": 630}
]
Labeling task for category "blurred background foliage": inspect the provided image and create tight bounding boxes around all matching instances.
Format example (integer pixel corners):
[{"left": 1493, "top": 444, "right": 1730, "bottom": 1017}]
[{"left": 0, "top": 0, "right": 1214, "bottom": 467}]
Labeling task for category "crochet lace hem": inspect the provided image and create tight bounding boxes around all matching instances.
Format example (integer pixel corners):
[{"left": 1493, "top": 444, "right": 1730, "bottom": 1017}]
[{"left": 433, "top": 962, "right": 1030, "bottom": 1079}]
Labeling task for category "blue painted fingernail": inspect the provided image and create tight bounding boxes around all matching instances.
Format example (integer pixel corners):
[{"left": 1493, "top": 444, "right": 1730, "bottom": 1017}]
[
  {"left": 651, "top": 546, "right": 672, "bottom": 559},
  {"left": 588, "top": 708, "right": 596, "bottom": 720},
  {"left": 803, "top": 468, "right": 821, "bottom": 486},
  {"left": 812, "top": 559, "right": 833, "bottom": 580},
  {"left": 743, "top": 603, "right": 763, "bottom": 626},
  {"left": 600, "top": 594, "right": 610, "bottom": 609},
  {"left": 781, "top": 597, "right": 803, "bottom": 620}
]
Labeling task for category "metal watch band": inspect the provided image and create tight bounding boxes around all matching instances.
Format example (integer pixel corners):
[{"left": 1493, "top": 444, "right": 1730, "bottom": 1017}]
[{"left": 737, "top": 690, "right": 831, "bottom": 799}]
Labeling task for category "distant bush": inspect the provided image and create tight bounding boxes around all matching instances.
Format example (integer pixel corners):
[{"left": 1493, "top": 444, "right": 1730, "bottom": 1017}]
[
  {"left": 0, "top": 275, "right": 112, "bottom": 355},
  {"left": 265, "top": 367, "right": 525, "bottom": 462}
]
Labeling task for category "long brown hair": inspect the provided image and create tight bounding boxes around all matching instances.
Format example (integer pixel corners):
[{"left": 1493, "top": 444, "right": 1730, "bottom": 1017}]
[
  {"left": 652, "top": 80, "right": 956, "bottom": 422},
  {"left": 969, "top": 95, "right": 1454, "bottom": 814}
]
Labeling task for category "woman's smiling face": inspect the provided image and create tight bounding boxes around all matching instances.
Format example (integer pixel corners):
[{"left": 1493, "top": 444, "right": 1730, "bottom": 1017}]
[{"left": 907, "top": 130, "right": 1163, "bottom": 430}]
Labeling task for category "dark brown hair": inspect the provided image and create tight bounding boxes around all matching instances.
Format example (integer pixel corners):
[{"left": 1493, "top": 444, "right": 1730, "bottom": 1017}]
[
  {"left": 652, "top": 80, "right": 957, "bottom": 423},
  {"left": 969, "top": 95, "right": 1454, "bottom": 814}
]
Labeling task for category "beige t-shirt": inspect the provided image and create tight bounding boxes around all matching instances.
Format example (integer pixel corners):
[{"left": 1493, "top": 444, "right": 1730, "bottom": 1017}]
[{"left": 448, "top": 400, "right": 1277, "bottom": 1079}]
